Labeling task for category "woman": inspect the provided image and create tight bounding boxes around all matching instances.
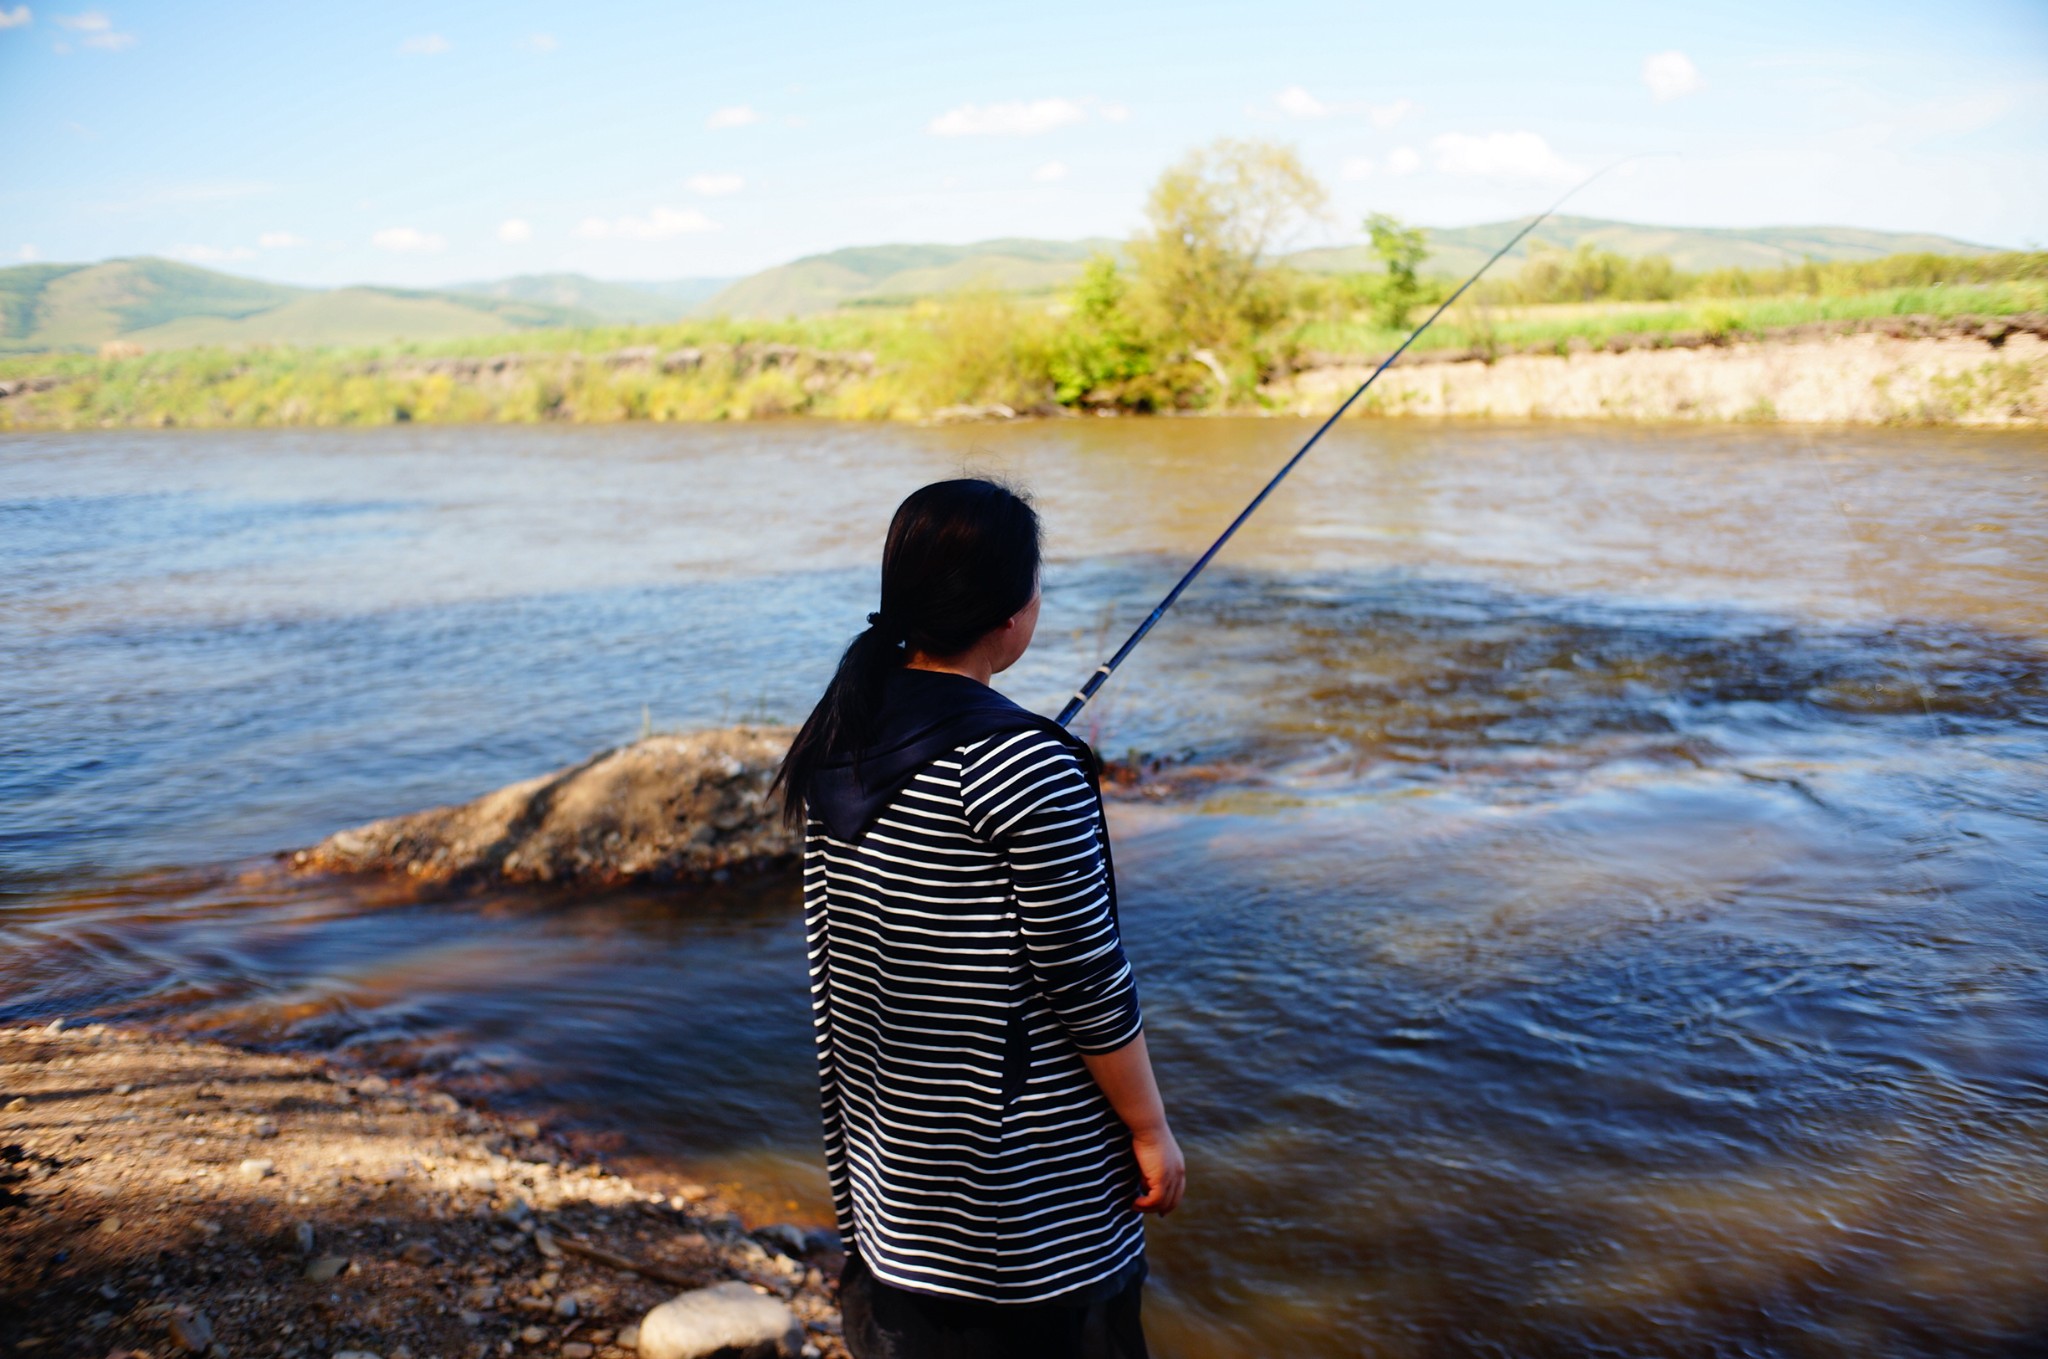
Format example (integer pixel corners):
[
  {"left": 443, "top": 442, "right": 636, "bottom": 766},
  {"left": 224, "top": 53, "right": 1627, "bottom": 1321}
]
[{"left": 778, "top": 478, "right": 1184, "bottom": 1359}]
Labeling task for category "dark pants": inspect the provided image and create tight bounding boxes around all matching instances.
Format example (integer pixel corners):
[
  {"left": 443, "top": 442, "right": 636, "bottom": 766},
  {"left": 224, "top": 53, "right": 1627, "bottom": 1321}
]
[{"left": 839, "top": 1251, "right": 1150, "bottom": 1359}]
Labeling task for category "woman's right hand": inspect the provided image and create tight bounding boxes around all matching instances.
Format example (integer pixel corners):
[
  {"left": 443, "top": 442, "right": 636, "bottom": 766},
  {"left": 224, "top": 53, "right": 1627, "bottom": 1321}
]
[{"left": 1130, "top": 1123, "right": 1185, "bottom": 1216}]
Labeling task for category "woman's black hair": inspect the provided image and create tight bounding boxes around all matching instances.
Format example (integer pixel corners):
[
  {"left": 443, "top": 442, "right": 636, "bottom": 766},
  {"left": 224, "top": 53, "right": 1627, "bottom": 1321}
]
[{"left": 774, "top": 477, "right": 1041, "bottom": 828}]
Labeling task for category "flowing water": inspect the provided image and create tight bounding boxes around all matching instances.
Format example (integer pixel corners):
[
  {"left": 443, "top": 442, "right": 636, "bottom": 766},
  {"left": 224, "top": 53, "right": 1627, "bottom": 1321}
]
[{"left": 4, "top": 421, "right": 2046, "bottom": 1357}]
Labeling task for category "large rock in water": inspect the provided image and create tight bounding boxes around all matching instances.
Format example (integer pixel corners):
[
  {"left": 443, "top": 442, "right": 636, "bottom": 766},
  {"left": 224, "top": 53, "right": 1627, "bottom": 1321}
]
[
  {"left": 291, "top": 726, "right": 796, "bottom": 889},
  {"left": 637, "top": 1282, "right": 803, "bottom": 1359}
]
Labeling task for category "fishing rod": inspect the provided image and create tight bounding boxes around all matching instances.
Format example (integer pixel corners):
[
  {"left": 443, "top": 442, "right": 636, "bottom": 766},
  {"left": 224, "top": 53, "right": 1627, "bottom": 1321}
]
[{"left": 1055, "top": 168, "right": 1621, "bottom": 729}]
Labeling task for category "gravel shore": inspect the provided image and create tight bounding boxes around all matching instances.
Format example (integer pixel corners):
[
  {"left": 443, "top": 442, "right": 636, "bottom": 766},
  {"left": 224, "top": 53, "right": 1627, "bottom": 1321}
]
[{"left": 0, "top": 1024, "right": 846, "bottom": 1359}]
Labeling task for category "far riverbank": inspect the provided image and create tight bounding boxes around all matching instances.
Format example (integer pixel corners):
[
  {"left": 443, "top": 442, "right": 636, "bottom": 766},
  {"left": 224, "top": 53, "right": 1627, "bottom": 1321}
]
[{"left": 3, "top": 312, "right": 2042, "bottom": 430}]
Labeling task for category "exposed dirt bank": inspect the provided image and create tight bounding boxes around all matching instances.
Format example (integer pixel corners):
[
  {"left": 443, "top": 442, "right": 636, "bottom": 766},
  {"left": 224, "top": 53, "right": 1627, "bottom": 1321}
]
[
  {"left": 292, "top": 729, "right": 797, "bottom": 892},
  {"left": 0, "top": 1023, "right": 846, "bottom": 1358},
  {"left": 1269, "top": 324, "right": 2048, "bottom": 425}
]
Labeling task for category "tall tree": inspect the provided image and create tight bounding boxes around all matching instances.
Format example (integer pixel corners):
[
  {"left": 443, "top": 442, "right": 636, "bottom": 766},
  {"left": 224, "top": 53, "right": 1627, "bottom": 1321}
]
[{"left": 1129, "top": 139, "right": 1328, "bottom": 365}]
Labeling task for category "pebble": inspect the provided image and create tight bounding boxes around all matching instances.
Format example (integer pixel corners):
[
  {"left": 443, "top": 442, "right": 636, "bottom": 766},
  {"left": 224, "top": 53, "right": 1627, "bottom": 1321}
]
[
  {"left": 533, "top": 1228, "right": 563, "bottom": 1260},
  {"left": 97, "top": 1215, "right": 123, "bottom": 1234},
  {"left": 553, "top": 1296, "right": 578, "bottom": 1319},
  {"left": 399, "top": 1239, "right": 438, "bottom": 1266},
  {"left": 334, "top": 1351, "right": 382, "bottom": 1359},
  {"left": 637, "top": 1283, "right": 802, "bottom": 1359},
  {"left": 561, "top": 1346, "right": 594, "bottom": 1359},
  {"left": 167, "top": 1310, "right": 214, "bottom": 1353},
  {"left": 3, "top": 1095, "right": 25, "bottom": 1111},
  {"left": 255, "top": 1117, "right": 279, "bottom": 1138},
  {"left": 239, "top": 1157, "right": 276, "bottom": 1179},
  {"left": 754, "top": 1224, "right": 807, "bottom": 1258},
  {"left": 193, "top": 1220, "right": 223, "bottom": 1238},
  {"left": 304, "top": 1254, "right": 350, "bottom": 1282},
  {"left": 520, "top": 1327, "right": 547, "bottom": 1346},
  {"left": 113, "top": 1083, "right": 134, "bottom": 1095},
  {"left": 614, "top": 1326, "right": 639, "bottom": 1352},
  {"left": 295, "top": 1220, "right": 316, "bottom": 1254}
]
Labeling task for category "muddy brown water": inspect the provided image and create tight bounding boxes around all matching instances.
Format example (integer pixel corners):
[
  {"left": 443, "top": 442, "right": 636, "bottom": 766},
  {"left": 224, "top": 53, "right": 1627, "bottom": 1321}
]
[{"left": 4, "top": 420, "right": 2046, "bottom": 1356}]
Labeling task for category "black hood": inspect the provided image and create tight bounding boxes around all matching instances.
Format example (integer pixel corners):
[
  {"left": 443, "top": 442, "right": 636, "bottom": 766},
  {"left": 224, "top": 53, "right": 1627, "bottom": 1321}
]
[{"left": 807, "top": 668, "right": 1093, "bottom": 843}]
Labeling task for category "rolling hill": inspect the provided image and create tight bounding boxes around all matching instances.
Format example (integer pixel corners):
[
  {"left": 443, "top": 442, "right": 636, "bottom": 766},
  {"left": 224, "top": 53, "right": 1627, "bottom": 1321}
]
[
  {"left": 1, "top": 217, "right": 2005, "bottom": 351},
  {"left": 698, "top": 238, "right": 1122, "bottom": 317},
  {"left": 443, "top": 273, "right": 733, "bottom": 324},
  {"left": 0, "top": 259, "right": 609, "bottom": 353},
  {"left": 1289, "top": 215, "right": 1999, "bottom": 278}
]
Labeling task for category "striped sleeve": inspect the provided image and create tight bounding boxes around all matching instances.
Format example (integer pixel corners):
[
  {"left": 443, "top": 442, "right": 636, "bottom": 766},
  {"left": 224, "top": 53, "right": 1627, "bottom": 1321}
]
[
  {"left": 800, "top": 829, "right": 857, "bottom": 1243},
  {"left": 960, "top": 730, "right": 1143, "bottom": 1055}
]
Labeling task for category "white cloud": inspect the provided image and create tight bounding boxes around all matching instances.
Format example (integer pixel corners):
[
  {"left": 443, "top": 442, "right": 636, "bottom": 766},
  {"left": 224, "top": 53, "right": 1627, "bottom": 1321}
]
[
  {"left": 1386, "top": 146, "right": 1421, "bottom": 175},
  {"left": 54, "top": 10, "right": 132, "bottom": 47},
  {"left": 1265, "top": 88, "right": 1415, "bottom": 125},
  {"left": 1275, "top": 85, "right": 1332, "bottom": 119},
  {"left": 1369, "top": 98, "right": 1419, "bottom": 129},
  {"left": 685, "top": 173, "right": 744, "bottom": 197},
  {"left": 18, "top": 244, "right": 40, "bottom": 260},
  {"left": 573, "top": 206, "right": 718, "bottom": 241},
  {"left": 497, "top": 218, "right": 533, "bottom": 243},
  {"left": 522, "top": 33, "right": 557, "bottom": 53},
  {"left": 398, "top": 33, "right": 449, "bottom": 56},
  {"left": 706, "top": 104, "right": 760, "bottom": 129},
  {"left": 1340, "top": 157, "right": 1374, "bottom": 181},
  {"left": 371, "top": 226, "right": 446, "bottom": 253},
  {"left": 1100, "top": 103, "right": 1131, "bottom": 123},
  {"left": 257, "top": 231, "right": 307, "bottom": 249},
  {"left": 1642, "top": 50, "right": 1705, "bottom": 102},
  {"left": 172, "top": 243, "right": 257, "bottom": 263},
  {"left": 1033, "top": 160, "right": 1069, "bottom": 182},
  {"left": 1430, "top": 130, "right": 1581, "bottom": 182},
  {"left": 0, "top": 7, "right": 32, "bottom": 28},
  {"left": 928, "top": 97, "right": 1087, "bottom": 137}
]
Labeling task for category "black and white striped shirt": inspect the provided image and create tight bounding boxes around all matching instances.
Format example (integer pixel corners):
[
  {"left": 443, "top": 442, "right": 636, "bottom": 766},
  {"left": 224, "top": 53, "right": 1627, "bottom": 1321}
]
[{"left": 804, "top": 727, "right": 1146, "bottom": 1304}]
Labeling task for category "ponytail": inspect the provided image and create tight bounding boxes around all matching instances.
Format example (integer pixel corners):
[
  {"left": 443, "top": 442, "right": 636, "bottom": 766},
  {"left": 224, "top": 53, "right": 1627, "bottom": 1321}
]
[{"left": 775, "top": 478, "right": 1041, "bottom": 828}]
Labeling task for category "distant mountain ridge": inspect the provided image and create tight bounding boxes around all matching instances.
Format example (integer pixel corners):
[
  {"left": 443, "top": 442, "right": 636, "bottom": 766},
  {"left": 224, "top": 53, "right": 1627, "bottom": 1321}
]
[
  {"left": 1291, "top": 215, "right": 2000, "bottom": 278},
  {"left": 442, "top": 273, "right": 732, "bottom": 325},
  {"left": 0, "top": 217, "right": 2004, "bottom": 351},
  {"left": 700, "top": 237, "right": 1122, "bottom": 318},
  {"left": 0, "top": 260, "right": 725, "bottom": 353}
]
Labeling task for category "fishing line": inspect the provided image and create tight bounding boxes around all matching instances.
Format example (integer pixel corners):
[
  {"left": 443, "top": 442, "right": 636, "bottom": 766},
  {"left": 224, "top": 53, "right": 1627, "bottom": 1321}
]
[{"left": 1056, "top": 163, "right": 1629, "bottom": 727}]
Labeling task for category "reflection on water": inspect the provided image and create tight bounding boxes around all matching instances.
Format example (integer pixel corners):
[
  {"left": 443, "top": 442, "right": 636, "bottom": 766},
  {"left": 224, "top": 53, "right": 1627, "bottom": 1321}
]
[{"left": 4, "top": 422, "right": 2047, "bottom": 1356}]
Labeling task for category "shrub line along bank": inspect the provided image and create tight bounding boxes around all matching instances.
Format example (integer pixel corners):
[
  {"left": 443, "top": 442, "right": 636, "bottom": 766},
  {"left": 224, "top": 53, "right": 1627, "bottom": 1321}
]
[{"left": 2, "top": 311, "right": 2043, "bottom": 429}]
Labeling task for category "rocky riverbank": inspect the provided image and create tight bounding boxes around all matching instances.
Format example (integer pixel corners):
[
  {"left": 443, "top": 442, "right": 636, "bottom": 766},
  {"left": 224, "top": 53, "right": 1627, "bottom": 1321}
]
[{"left": 0, "top": 1023, "right": 844, "bottom": 1359}]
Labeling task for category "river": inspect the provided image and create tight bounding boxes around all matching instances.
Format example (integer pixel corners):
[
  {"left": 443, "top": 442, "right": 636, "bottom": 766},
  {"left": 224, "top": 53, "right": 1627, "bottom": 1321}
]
[{"left": 4, "top": 420, "right": 2045, "bottom": 1357}]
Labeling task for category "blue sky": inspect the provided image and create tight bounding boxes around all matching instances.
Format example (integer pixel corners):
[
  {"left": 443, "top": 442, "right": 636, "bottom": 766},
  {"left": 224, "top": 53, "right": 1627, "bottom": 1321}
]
[{"left": 3, "top": 0, "right": 2044, "bottom": 286}]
